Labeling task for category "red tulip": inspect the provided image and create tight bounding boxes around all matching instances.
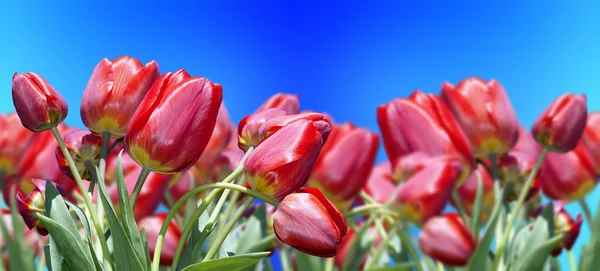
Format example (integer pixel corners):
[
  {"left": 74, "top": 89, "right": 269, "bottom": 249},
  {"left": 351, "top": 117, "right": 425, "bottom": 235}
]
[
  {"left": 540, "top": 142, "right": 597, "bottom": 201},
  {"left": 307, "top": 123, "right": 378, "bottom": 209},
  {"left": 0, "top": 113, "right": 35, "bottom": 177},
  {"left": 582, "top": 112, "right": 600, "bottom": 171},
  {"left": 16, "top": 179, "right": 68, "bottom": 236},
  {"left": 198, "top": 103, "right": 234, "bottom": 164},
  {"left": 81, "top": 56, "right": 159, "bottom": 138},
  {"left": 532, "top": 94, "right": 587, "bottom": 153},
  {"left": 392, "top": 153, "right": 462, "bottom": 185},
  {"left": 125, "top": 69, "right": 223, "bottom": 174},
  {"left": 419, "top": 213, "right": 476, "bottom": 266},
  {"left": 273, "top": 187, "right": 347, "bottom": 257},
  {"left": 531, "top": 201, "right": 582, "bottom": 256},
  {"left": 238, "top": 108, "right": 288, "bottom": 151},
  {"left": 55, "top": 130, "right": 103, "bottom": 181},
  {"left": 257, "top": 93, "right": 300, "bottom": 114},
  {"left": 441, "top": 77, "right": 519, "bottom": 158},
  {"left": 259, "top": 112, "right": 332, "bottom": 143},
  {"left": 138, "top": 213, "right": 182, "bottom": 265},
  {"left": 377, "top": 90, "right": 474, "bottom": 183},
  {"left": 244, "top": 120, "right": 326, "bottom": 201},
  {"left": 395, "top": 158, "right": 461, "bottom": 223},
  {"left": 498, "top": 151, "right": 542, "bottom": 202},
  {"left": 452, "top": 164, "right": 495, "bottom": 222},
  {"left": 364, "top": 162, "right": 395, "bottom": 204},
  {"left": 513, "top": 125, "right": 542, "bottom": 157},
  {"left": 12, "top": 72, "right": 68, "bottom": 132}
]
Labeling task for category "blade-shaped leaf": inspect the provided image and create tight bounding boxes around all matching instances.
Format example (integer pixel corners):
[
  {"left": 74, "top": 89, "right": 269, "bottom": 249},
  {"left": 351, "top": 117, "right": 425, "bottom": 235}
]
[
  {"left": 469, "top": 176, "right": 484, "bottom": 235},
  {"left": 65, "top": 201, "right": 92, "bottom": 242},
  {"left": 365, "top": 263, "right": 414, "bottom": 271},
  {"left": 296, "top": 251, "right": 324, "bottom": 271},
  {"left": 513, "top": 216, "right": 559, "bottom": 271},
  {"left": 181, "top": 252, "right": 270, "bottom": 271},
  {"left": 179, "top": 199, "right": 213, "bottom": 270},
  {"left": 37, "top": 214, "right": 95, "bottom": 270}
]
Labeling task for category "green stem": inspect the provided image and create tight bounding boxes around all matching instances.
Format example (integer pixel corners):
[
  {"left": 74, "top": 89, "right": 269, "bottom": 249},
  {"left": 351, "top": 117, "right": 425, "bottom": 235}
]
[
  {"left": 343, "top": 204, "right": 383, "bottom": 218},
  {"left": 130, "top": 167, "right": 151, "bottom": 207},
  {"left": 324, "top": 257, "right": 334, "bottom": 271},
  {"left": 203, "top": 197, "right": 254, "bottom": 261},
  {"left": 342, "top": 212, "right": 380, "bottom": 271},
  {"left": 279, "top": 247, "right": 291, "bottom": 271},
  {"left": 96, "top": 132, "right": 110, "bottom": 265},
  {"left": 436, "top": 261, "right": 445, "bottom": 271},
  {"left": 397, "top": 227, "right": 424, "bottom": 271},
  {"left": 452, "top": 189, "right": 470, "bottom": 225},
  {"left": 568, "top": 249, "right": 576, "bottom": 271},
  {"left": 163, "top": 190, "right": 183, "bottom": 226},
  {"left": 578, "top": 198, "right": 593, "bottom": 228},
  {"left": 492, "top": 148, "right": 548, "bottom": 270},
  {"left": 360, "top": 191, "right": 377, "bottom": 205},
  {"left": 365, "top": 223, "right": 401, "bottom": 270},
  {"left": 50, "top": 126, "right": 111, "bottom": 264}
]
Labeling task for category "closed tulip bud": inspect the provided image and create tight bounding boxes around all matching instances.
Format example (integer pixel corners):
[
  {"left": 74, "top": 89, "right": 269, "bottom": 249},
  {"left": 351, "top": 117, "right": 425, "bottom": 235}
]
[
  {"left": 273, "top": 187, "right": 347, "bottom": 257},
  {"left": 531, "top": 201, "right": 582, "bottom": 256},
  {"left": 307, "top": 123, "right": 378, "bottom": 209},
  {"left": 238, "top": 108, "right": 288, "bottom": 151},
  {"left": 17, "top": 179, "right": 68, "bottom": 236},
  {"left": 259, "top": 112, "right": 332, "bottom": 143},
  {"left": 395, "top": 159, "right": 461, "bottom": 223},
  {"left": 582, "top": 112, "right": 600, "bottom": 171},
  {"left": 138, "top": 213, "right": 182, "bottom": 265},
  {"left": 419, "top": 213, "right": 476, "bottom": 266},
  {"left": 12, "top": 72, "right": 68, "bottom": 132},
  {"left": 377, "top": 90, "right": 474, "bottom": 183},
  {"left": 392, "top": 153, "right": 463, "bottom": 185},
  {"left": 257, "top": 93, "right": 300, "bottom": 114},
  {"left": 244, "top": 120, "right": 326, "bottom": 200},
  {"left": 498, "top": 151, "right": 542, "bottom": 202},
  {"left": 81, "top": 56, "right": 159, "bottom": 138},
  {"left": 532, "top": 94, "right": 587, "bottom": 152},
  {"left": 55, "top": 130, "right": 102, "bottom": 181},
  {"left": 452, "top": 165, "right": 495, "bottom": 222},
  {"left": 364, "top": 162, "right": 395, "bottom": 204},
  {"left": 0, "top": 113, "right": 35, "bottom": 177},
  {"left": 125, "top": 69, "right": 223, "bottom": 174},
  {"left": 540, "top": 142, "right": 597, "bottom": 201},
  {"left": 441, "top": 77, "right": 519, "bottom": 158}
]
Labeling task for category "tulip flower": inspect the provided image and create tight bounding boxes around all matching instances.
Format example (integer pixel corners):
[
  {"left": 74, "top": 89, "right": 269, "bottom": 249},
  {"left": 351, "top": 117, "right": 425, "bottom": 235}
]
[
  {"left": 531, "top": 201, "right": 582, "bottom": 256},
  {"left": 55, "top": 130, "right": 102, "bottom": 181},
  {"left": 16, "top": 179, "right": 68, "bottom": 236},
  {"left": 198, "top": 103, "right": 234, "bottom": 164},
  {"left": 12, "top": 72, "right": 68, "bottom": 132},
  {"left": 256, "top": 93, "right": 300, "bottom": 114},
  {"left": 273, "top": 187, "right": 347, "bottom": 257},
  {"left": 582, "top": 112, "right": 600, "bottom": 170},
  {"left": 540, "top": 142, "right": 597, "bottom": 201},
  {"left": 394, "top": 158, "right": 461, "bottom": 223},
  {"left": 441, "top": 77, "right": 519, "bottom": 158},
  {"left": 259, "top": 112, "right": 332, "bottom": 143},
  {"left": 244, "top": 120, "right": 326, "bottom": 200},
  {"left": 125, "top": 69, "right": 223, "bottom": 174},
  {"left": 419, "top": 213, "right": 476, "bottom": 266},
  {"left": 0, "top": 113, "right": 35, "bottom": 177},
  {"left": 498, "top": 151, "right": 542, "bottom": 202},
  {"left": 452, "top": 164, "right": 495, "bottom": 222},
  {"left": 377, "top": 90, "right": 474, "bottom": 183},
  {"left": 307, "top": 123, "right": 378, "bottom": 209},
  {"left": 513, "top": 125, "right": 543, "bottom": 157},
  {"left": 81, "top": 56, "right": 159, "bottom": 138},
  {"left": 392, "top": 153, "right": 462, "bottom": 185},
  {"left": 532, "top": 94, "right": 587, "bottom": 153},
  {"left": 138, "top": 213, "right": 182, "bottom": 265},
  {"left": 364, "top": 162, "right": 395, "bottom": 204},
  {"left": 238, "top": 108, "right": 288, "bottom": 151}
]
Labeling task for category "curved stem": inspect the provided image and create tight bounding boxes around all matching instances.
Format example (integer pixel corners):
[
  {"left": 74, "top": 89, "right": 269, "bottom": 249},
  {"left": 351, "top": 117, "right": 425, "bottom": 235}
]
[
  {"left": 365, "top": 223, "right": 400, "bottom": 270},
  {"left": 343, "top": 204, "right": 383, "bottom": 218},
  {"left": 578, "top": 198, "right": 593, "bottom": 228},
  {"left": 452, "top": 189, "right": 470, "bottom": 225},
  {"left": 492, "top": 148, "right": 548, "bottom": 270},
  {"left": 203, "top": 197, "right": 254, "bottom": 261},
  {"left": 568, "top": 249, "right": 576, "bottom": 271},
  {"left": 397, "top": 227, "right": 424, "bottom": 271},
  {"left": 130, "top": 167, "right": 151, "bottom": 207},
  {"left": 324, "top": 258, "right": 334, "bottom": 271}
]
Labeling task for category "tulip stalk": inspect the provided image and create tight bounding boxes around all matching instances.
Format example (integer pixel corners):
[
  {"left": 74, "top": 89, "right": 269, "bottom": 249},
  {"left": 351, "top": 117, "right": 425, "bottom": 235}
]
[
  {"left": 578, "top": 198, "right": 593, "bottom": 228},
  {"left": 451, "top": 189, "right": 469, "bottom": 225},
  {"left": 130, "top": 167, "right": 151, "bottom": 207}
]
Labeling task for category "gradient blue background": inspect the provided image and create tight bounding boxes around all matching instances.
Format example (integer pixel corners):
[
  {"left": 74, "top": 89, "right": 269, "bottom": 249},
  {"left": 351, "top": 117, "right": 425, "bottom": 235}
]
[{"left": 2, "top": 1, "right": 599, "bottom": 269}]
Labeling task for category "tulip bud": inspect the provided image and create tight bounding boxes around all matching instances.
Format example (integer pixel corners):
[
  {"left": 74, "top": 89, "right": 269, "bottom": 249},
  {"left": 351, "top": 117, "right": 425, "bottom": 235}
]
[
  {"left": 259, "top": 112, "right": 332, "bottom": 143},
  {"left": 138, "top": 213, "right": 182, "bottom": 265},
  {"left": 273, "top": 187, "right": 347, "bottom": 257},
  {"left": 12, "top": 72, "right": 68, "bottom": 132},
  {"left": 307, "top": 123, "right": 378, "bottom": 209},
  {"left": 364, "top": 162, "right": 396, "bottom": 204},
  {"left": 532, "top": 94, "right": 587, "bottom": 152},
  {"left": 238, "top": 108, "right": 288, "bottom": 151},
  {"left": 452, "top": 165, "right": 495, "bottom": 222},
  {"left": 540, "top": 142, "right": 597, "bottom": 201},
  {"left": 17, "top": 179, "right": 68, "bottom": 236},
  {"left": 377, "top": 90, "right": 474, "bottom": 183},
  {"left": 257, "top": 93, "right": 300, "bottom": 114},
  {"left": 81, "top": 56, "right": 159, "bottom": 138},
  {"left": 419, "top": 213, "right": 476, "bottom": 266},
  {"left": 125, "top": 69, "right": 223, "bottom": 174},
  {"left": 531, "top": 201, "right": 582, "bottom": 256},
  {"left": 394, "top": 158, "right": 461, "bottom": 223},
  {"left": 498, "top": 151, "right": 542, "bottom": 202},
  {"left": 441, "top": 77, "right": 519, "bottom": 158},
  {"left": 0, "top": 113, "right": 35, "bottom": 177},
  {"left": 55, "top": 130, "right": 103, "bottom": 181},
  {"left": 582, "top": 112, "right": 600, "bottom": 171},
  {"left": 244, "top": 120, "right": 326, "bottom": 200},
  {"left": 392, "top": 153, "right": 463, "bottom": 185}
]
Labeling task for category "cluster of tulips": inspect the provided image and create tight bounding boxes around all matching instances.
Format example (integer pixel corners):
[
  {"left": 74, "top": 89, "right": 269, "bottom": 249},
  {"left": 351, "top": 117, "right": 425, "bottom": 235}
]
[{"left": 1, "top": 55, "right": 600, "bottom": 271}]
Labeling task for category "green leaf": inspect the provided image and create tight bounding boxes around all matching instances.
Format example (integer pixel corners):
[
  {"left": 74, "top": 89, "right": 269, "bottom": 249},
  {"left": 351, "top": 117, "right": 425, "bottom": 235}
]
[
  {"left": 513, "top": 217, "right": 559, "bottom": 271},
  {"left": 296, "top": 251, "right": 324, "bottom": 271},
  {"left": 181, "top": 252, "right": 270, "bottom": 271},
  {"left": 65, "top": 201, "right": 92, "bottom": 242},
  {"left": 469, "top": 175, "right": 484, "bottom": 235},
  {"left": 45, "top": 239, "right": 64, "bottom": 271},
  {"left": 141, "top": 228, "right": 151, "bottom": 267},
  {"left": 539, "top": 202, "right": 554, "bottom": 237},
  {"left": 179, "top": 199, "right": 213, "bottom": 270},
  {"left": 97, "top": 172, "right": 145, "bottom": 271},
  {"left": 37, "top": 214, "right": 96, "bottom": 270},
  {"left": 236, "top": 216, "right": 264, "bottom": 254},
  {"left": 365, "top": 262, "right": 414, "bottom": 271},
  {"left": 87, "top": 238, "right": 104, "bottom": 271}
]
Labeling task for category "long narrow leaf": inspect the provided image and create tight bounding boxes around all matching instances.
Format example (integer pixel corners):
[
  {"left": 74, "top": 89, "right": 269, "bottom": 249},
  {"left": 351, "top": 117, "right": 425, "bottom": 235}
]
[
  {"left": 181, "top": 252, "right": 270, "bottom": 271},
  {"left": 469, "top": 176, "right": 484, "bottom": 235},
  {"left": 37, "top": 214, "right": 96, "bottom": 270}
]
